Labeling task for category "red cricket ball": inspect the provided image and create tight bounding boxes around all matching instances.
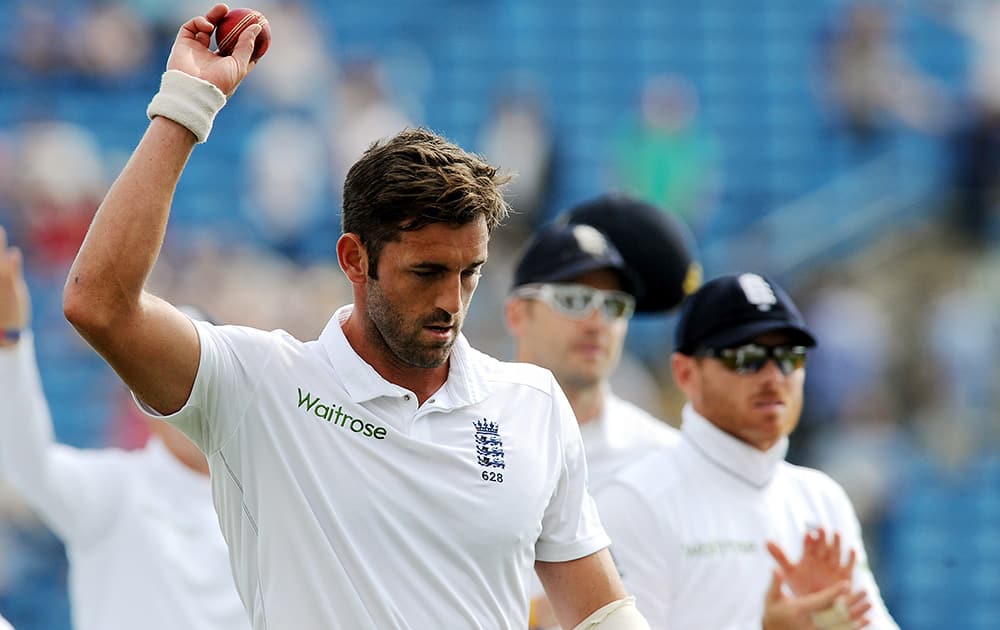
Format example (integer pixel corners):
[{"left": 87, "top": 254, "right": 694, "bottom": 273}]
[{"left": 214, "top": 8, "right": 271, "bottom": 62}]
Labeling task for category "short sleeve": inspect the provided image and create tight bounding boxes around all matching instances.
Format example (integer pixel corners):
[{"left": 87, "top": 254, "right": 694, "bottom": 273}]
[
  {"left": 133, "top": 321, "right": 278, "bottom": 455},
  {"left": 594, "top": 479, "right": 674, "bottom": 627},
  {"left": 534, "top": 376, "right": 611, "bottom": 563}
]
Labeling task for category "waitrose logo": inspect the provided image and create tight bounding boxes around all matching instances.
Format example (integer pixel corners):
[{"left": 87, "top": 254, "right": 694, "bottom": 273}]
[{"left": 297, "top": 388, "right": 387, "bottom": 440}]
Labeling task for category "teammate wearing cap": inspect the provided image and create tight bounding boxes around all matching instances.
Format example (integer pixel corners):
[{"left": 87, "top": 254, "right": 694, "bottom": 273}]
[
  {"left": 506, "top": 195, "right": 698, "bottom": 629},
  {"left": 594, "top": 273, "right": 899, "bottom": 629},
  {"left": 0, "top": 227, "right": 248, "bottom": 630},
  {"left": 506, "top": 221, "right": 680, "bottom": 487}
]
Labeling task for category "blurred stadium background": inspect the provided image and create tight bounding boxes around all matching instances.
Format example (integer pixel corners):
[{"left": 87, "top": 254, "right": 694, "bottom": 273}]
[{"left": 1, "top": 0, "right": 999, "bottom": 628}]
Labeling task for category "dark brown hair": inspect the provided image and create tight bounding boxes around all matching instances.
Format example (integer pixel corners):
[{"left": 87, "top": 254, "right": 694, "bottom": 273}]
[{"left": 342, "top": 128, "right": 511, "bottom": 277}]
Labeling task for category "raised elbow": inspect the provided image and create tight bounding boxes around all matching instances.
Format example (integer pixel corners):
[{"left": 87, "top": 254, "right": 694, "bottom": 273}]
[{"left": 62, "top": 277, "right": 113, "bottom": 337}]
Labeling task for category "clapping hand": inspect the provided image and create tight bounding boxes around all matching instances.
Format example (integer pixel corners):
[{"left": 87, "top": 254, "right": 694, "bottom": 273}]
[
  {"left": 767, "top": 528, "right": 855, "bottom": 596},
  {"left": 762, "top": 529, "right": 872, "bottom": 629}
]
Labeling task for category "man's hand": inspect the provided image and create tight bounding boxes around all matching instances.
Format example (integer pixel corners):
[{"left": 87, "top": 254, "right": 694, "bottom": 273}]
[
  {"left": 767, "top": 528, "right": 856, "bottom": 596},
  {"left": 762, "top": 570, "right": 872, "bottom": 630},
  {"left": 166, "top": 3, "right": 262, "bottom": 96},
  {"left": 0, "top": 226, "right": 30, "bottom": 337}
]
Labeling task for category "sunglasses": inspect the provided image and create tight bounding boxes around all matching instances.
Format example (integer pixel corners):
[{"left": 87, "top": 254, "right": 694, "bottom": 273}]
[
  {"left": 695, "top": 344, "right": 808, "bottom": 375},
  {"left": 512, "top": 283, "right": 636, "bottom": 321}
]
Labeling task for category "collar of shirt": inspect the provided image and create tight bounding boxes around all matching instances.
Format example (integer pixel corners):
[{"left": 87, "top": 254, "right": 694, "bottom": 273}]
[
  {"left": 318, "top": 305, "right": 487, "bottom": 409},
  {"left": 578, "top": 384, "right": 616, "bottom": 443},
  {"left": 681, "top": 403, "right": 788, "bottom": 488}
]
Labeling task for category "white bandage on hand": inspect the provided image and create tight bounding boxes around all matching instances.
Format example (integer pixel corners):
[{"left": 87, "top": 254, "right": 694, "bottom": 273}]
[
  {"left": 811, "top": 597, "right": 853, "bottom": 630},
  {"left": 573, "top": 596, "right": 651, "bottom": 630},
  {"left": 146, "top": 69, "right": 227, "bottom": 143}
]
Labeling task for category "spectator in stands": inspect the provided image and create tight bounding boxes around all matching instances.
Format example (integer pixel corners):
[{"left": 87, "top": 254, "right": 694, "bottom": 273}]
[
  {"left": 72, "top": 2, "right": 152, "bottom": 78},
  {"left": 9, "top": 4, "right": 66, "bottom": 75},
  {"left": 242, "top": 113, "right": 335, "bottom": 261},
  {"left": 817, "top": 0, "right": 948, "bottom": 147},
  {"left": 915, "top": 283, "right": 1000, "bottom": 467},
  {"left": 8, "top": 120, "right": 106, "bottom": 275},
  {"left": 243, "top": 0, "right": 337, "bottom": 109},
  {"left": 608, "top": 73, "right": 721, "bottom": 239},
  {"left": 329, "top": 58, "right": 412, "bottom": 189},
  {"left": 478, "top": 81, "right": 555, "bottom": 234},
  {"left": 0, "top": 226, "right": 249, "bottom": 630}
]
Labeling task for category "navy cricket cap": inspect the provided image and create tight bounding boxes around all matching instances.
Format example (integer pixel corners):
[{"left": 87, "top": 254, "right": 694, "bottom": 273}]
[
  {"left": 557, "top": 193, "right": 702, "bottom": 313},
  {"left": 512, "top": 223, "right": 643, "bottom": 297},
  {"left": 674, "top": 273, "right": 817, "bottom": 354}
]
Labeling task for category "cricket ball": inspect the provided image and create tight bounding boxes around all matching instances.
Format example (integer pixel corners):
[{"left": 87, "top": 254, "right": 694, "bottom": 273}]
[{"left": 214, "top": 8, "right": 271, "bottom": 62}]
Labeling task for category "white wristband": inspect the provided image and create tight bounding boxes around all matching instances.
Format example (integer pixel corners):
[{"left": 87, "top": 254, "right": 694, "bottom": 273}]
[
  {"left": 146, "top": 69, "right": 227, "bottom": 143},
  {"left": 573, "top": 596, "right": 651, "bottom": 630}
]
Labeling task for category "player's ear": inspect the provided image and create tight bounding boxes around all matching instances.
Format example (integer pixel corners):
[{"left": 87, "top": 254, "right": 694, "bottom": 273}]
[
  {"left": 671, "top": 353, "right": 696, "bottom": 393},
  {"left": 337, "top": 233, "right": 369, "bottom": 285},
  {"left": 503, "top": 296, "right": 528, "bottom": 336}
]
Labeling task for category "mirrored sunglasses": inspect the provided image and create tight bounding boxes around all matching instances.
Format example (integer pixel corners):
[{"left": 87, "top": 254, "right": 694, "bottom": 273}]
[
  {"left": 513, "top": 283, "right": 636, "bottom": 321},
  {"left": 696, "top": 344, "right": 808, "bottom": 375}
]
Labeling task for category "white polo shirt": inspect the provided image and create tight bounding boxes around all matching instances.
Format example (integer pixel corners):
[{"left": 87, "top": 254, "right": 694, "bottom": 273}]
[
  {"left": 0, "top": 335, "right": 248, "bottom": 630},
  {"left": 528, "top": 389, "right": 679, "bottom": 619},
  {"left": 595, "top": 404, "right": 899, "bottom": 630},
  {"left": 579, "top": 390, "right": 679, "bottom": 492},
  {"left": 0, "top": 613, "right": 11, "bottom": 630},
  {"left": 153, "top": 305, "right": 609, "bottom": 629}
]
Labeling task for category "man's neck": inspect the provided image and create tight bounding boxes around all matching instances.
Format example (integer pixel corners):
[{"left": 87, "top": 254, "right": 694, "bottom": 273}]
[
  {"left": 564, "top": 384, "right": 606, "bottom": 425},
  {"left": 341, "top": 311, "right": 449, "bottom": 405}
]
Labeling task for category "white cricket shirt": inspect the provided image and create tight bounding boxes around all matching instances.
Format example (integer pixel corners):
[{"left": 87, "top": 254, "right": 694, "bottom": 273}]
[
  {"left": 0, "top": 613, "right": 12, "bottom": 630},
  {"left": 150, "top": 305, "right": 609, "bottom": 629},
  {"left": 578, "top": 390, "right": 679, "bottom": 492},
  {"left": 528, "top": 390, "right": 678, "bottom": 609},
  {"left": 595, "top": 404, "right": 900, "bottom": 630},
  {"left": 0, "top": 334, "right": 248, "bottom": 630}
]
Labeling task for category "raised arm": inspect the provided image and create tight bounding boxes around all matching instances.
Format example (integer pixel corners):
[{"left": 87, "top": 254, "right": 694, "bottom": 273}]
[
  {"left": 0, "top": 229, "right": 124, "bottom": 543},
  {"left": 0, "top": 229, "right": 52, "bottom": 492},
  {"left": 62, "top": 3, "right": 261, "bottom": 415}
]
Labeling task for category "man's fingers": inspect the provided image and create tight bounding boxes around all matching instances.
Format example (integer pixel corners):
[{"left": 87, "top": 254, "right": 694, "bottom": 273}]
[
  {"left": 845, "top": 547, "right": 857, "bottom": 573},
  {"left": 206, "top": 3, "right": 230, "bottom": 24},
  {"left": 9, "top": 247, "right": 22, "bottom": 274},
  {"left": 232, "top": 24, "right": 262, "bottom": 66},
  {"left": 798, "top": 580, "right": 850, "bottom": 612},
  {"left": 766, "top": 569, "right": 786, "bottom": 603},
  {"left": 813, "top": 528, "right": 832, "bottom": 563},
  {"left": 803, "top": 530, "right": 816, "bottom": 554},
  {"left": 194, "top": 31, "right": 212, "bottom": 48},
  {"left": 191, "top": 16, "right": 215, "bottom": 34},
  {"left": 767, "top": 540, "right": 794, "bottom": 573},
  {"left": 846, "top": 590, "right": 872, "bottom": 620},
  {"left": 831, "top": 531, "right": 842, "bottom": 564},
  {"left": 180, "top": 6, "right": 226, "bottom": 40}
]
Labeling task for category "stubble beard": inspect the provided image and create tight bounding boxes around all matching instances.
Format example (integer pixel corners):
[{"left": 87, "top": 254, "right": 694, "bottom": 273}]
[{"left": 367, "top": 281, "right": 459, "bottom": 369}]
